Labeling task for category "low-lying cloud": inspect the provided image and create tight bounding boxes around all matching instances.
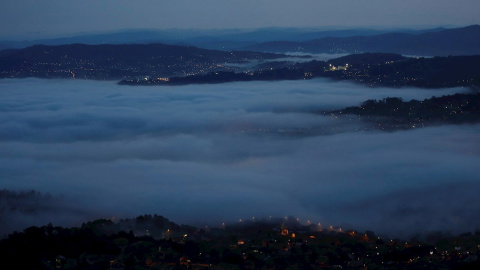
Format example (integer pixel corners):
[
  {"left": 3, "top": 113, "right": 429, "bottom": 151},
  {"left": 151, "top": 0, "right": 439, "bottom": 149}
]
[{"left": 0, "top": 78, "right": 478, "bottom": 238}]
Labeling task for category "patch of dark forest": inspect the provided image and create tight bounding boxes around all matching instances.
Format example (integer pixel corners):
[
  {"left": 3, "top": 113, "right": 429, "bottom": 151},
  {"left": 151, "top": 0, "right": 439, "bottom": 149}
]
[
  {"left": 323, "top": 93, "right": 480, "bottom": 131},
  {"left": 1, "top": 213, "right": 480, "bottom": 269}
]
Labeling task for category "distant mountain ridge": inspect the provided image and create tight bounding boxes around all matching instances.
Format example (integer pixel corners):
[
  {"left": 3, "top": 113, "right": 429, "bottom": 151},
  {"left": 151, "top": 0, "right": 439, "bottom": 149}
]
[
  {"left": 243, "top": 25, "right": 480, "bottom": 56},
  {"left": 0, "top": 26, "right": 448, "bottom": 51}
]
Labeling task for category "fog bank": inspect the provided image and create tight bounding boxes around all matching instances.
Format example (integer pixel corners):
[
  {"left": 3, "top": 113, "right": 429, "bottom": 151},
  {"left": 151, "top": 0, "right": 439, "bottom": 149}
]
[{"left": 1, "top": 78, "right": 478, "bottom": 238}]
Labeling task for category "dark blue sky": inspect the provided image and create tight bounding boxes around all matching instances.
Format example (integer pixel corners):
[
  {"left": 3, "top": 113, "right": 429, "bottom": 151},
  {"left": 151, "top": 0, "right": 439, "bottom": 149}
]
[{"left": 1, "top": 0, "right": 479, "bottom": 39}]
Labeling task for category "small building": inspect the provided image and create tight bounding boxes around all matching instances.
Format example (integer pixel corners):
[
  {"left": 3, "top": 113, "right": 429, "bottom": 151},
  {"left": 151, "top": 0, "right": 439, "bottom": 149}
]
[{"left": 328, "top": 63, "right": 349, "bottom": 71}]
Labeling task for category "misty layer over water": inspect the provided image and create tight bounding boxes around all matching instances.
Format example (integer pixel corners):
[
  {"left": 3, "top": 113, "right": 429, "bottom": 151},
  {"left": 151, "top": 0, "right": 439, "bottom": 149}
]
[{"left": 0, "top": 78, "right": 479, "bottom": 237}]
